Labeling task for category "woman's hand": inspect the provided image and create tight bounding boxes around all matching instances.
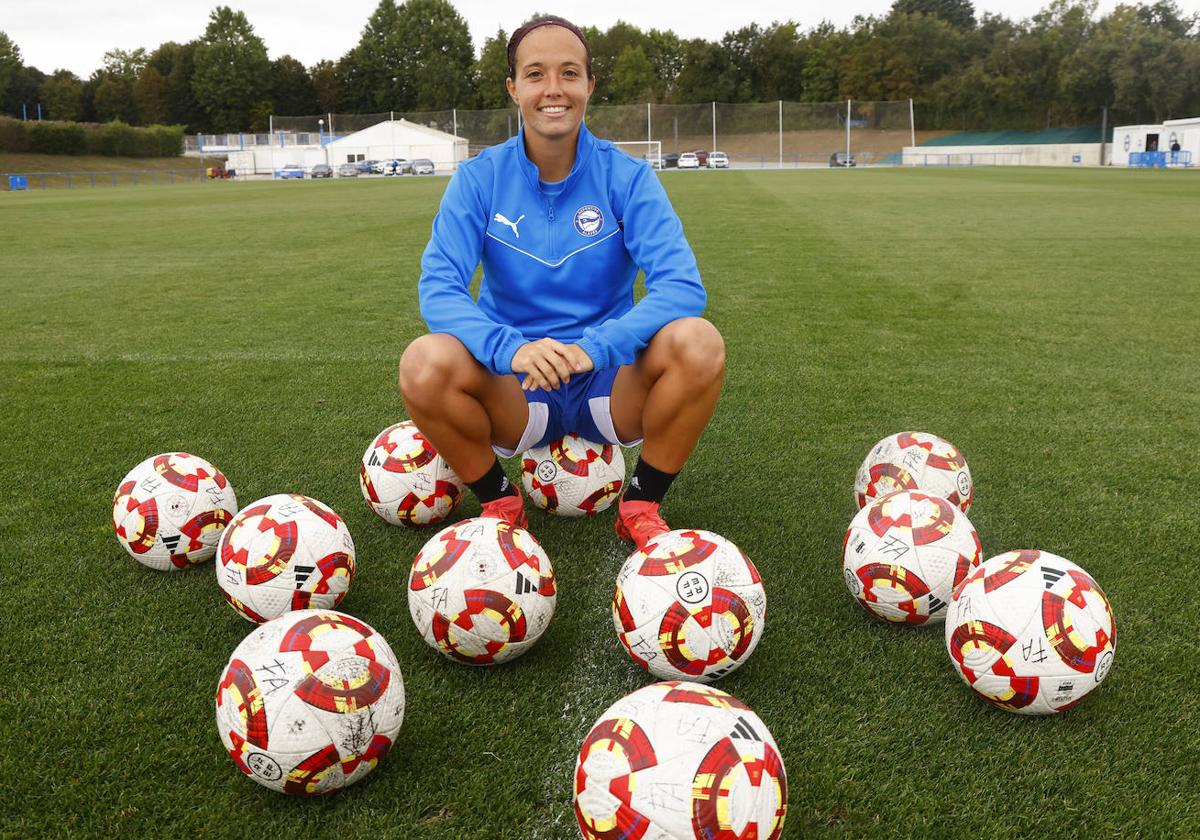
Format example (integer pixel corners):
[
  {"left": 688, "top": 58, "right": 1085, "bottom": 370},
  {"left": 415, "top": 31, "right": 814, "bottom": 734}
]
[{"left": 512, "top": 339, "right": 594, "bottom": 390}]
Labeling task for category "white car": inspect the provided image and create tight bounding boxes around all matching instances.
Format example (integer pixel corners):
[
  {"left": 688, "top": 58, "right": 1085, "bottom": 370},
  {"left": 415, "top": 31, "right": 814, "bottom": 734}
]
[
  {"left": 708, "top": 151, "right": 729, "bottom": 169},
  {"left": 678, "top": 152, "right": 700, "bottom": 169}
]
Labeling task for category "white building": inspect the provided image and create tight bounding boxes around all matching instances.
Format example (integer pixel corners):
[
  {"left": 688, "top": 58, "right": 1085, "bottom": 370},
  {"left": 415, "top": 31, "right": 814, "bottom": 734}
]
[
  {"left": 1111, "top": 118, "right": 1197, "bottom": 166},
  {"left": 225, "top": 119, "right": 469, "bottom": 175}
]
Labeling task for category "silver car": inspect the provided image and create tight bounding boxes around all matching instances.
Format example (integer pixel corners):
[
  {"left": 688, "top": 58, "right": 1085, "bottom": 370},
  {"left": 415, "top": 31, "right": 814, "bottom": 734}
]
[
  {"left": 411, "top": 159, "right": 435, "bottom": 175},
  {"left": 336, "top": 163, "right": 358, "bottom": 177}
]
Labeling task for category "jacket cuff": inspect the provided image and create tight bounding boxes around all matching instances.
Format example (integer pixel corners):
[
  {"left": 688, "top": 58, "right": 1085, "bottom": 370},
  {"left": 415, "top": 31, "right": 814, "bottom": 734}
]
[
  {"left": 494, "top": 334, "right": 527, "bottom": 376},
  {"left": 576, "top": 336, "right": 606, "bottom": 372}
]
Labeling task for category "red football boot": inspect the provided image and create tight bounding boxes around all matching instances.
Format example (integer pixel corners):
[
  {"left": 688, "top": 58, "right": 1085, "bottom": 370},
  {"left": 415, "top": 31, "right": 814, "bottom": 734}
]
[
  {"left": 480, "top": 492, "right": 528, "bottom": 529},
  {"left": 614, "top": 499, "right": 671, "bottom": 550}
]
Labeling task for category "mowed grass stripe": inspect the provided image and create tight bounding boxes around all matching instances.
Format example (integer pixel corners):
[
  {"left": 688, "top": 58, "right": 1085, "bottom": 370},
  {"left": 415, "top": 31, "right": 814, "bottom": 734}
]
[{"left": 1, "top": 168, "right": 1197, "bottom": 837}]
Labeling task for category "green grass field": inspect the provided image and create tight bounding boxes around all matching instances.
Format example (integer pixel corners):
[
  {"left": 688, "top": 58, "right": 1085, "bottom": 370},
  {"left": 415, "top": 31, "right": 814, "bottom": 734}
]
[{"left": 2, "top": 167, "right": 1197, "bottom": 838}]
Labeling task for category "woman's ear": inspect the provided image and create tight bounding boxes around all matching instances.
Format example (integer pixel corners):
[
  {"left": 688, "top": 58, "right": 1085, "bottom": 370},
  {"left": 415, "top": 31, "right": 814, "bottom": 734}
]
[{"left": 505, "top": 76, "right": 518, "bottom": 105}]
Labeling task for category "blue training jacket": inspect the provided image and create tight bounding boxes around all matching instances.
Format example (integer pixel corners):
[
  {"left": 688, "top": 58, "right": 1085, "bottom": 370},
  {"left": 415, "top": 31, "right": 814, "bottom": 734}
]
[{"left": 418, "top": 123, "right": 706, "bottom": 375}]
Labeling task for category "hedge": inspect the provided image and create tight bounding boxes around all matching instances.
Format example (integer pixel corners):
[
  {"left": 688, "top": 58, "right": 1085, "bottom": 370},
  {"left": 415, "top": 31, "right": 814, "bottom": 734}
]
[{"left": 0, "top": 117, "right": 185, "bottom": 157}]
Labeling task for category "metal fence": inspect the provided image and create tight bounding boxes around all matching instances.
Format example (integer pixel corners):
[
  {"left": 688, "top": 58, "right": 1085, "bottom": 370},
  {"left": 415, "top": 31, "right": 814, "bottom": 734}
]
[
  {"left": 184, "top": 100, "right": 921, "bottom": 165},
  {"left": 4, "top": 168, "right": 218, "bottom": 191}
]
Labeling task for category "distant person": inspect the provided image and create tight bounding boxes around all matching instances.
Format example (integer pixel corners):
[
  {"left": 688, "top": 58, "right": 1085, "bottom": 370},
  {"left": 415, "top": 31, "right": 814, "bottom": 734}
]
[
  {"left": 400, "top": 15, "right": 722, "bottom": 548},
  {"left": 1170, "top": 139, "right": 1181, "bottom": 152}
]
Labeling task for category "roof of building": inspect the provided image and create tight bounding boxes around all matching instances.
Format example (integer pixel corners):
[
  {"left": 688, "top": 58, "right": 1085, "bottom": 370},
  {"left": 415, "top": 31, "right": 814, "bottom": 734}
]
[{"left": 326, "top": 119, "right": 465, "bottom": 146}]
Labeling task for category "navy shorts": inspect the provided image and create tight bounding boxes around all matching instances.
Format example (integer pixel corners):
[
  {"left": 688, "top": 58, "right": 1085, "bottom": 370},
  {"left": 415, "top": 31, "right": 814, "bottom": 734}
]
[{"left": 493, "top": 367, "right": 643, "bottom": 457}]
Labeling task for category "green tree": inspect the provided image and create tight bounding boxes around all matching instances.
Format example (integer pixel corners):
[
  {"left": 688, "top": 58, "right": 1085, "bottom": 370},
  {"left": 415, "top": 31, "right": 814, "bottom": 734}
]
[
  {"left": 474, "top": 29, "right": 511, "bottom": 109},
  {"left": 341, "top": 0, "right": 403, "bottom": 111},
  {"left": 310, "top": 59, "right": 343, "bottom": 112},
  {"left": 92, "top": 72, "right": 137, "bottom": 121},
  {"left": 40, "top": 69, "right": 84, "bottom": 121},
  {"left": 392, "top": 0, "right": 476, "bottom": 110},
  {"left": 133, "top": 67, "right": 171, "bottom": 124},
  {"left": 890, "top": 0, "right": 976, "bottom": 29},
  {"left": 674, "top": 39, "right": 743, "bottom": 103},
  {"left": 270, "top": 55, "right": 318, "bottom": 115},
  {"left": 610, "top": 45, "right": 657, "bottom": 103},
  {"left": 192, "top": 6, "right": 271, "bottom": 131},
  {"left": 165, "top": 41, "right": 206, "bottom": 131},
  {"left": 0, "top": 31, "right": 21, "bottom": 109}
]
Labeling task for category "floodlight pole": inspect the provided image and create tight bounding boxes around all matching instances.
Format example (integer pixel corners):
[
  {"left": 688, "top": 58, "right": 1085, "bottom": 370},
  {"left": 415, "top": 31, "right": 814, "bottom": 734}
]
[
  {"left": 845, "top": 99, "right": 851, "bottom": 163},
  {"left": 647, "top": 102, "right": 651, "bottom": 145},
  {"left": 711, "top": 102, "right": 716, "bottom": 152},
  {"left": 909, "top": 99, "right": 915, "bottom": 148},
  {"left": 778, "top": 100, "right": 783, "bottom": 168}
]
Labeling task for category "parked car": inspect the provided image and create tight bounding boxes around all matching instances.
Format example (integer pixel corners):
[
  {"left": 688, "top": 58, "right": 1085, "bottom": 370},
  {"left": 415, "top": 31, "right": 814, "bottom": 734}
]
[
  {"left": 678, "top": 152, "right": 700, "bottom": 169},
  {"left": 411, "top": 158, "right": 435, "bottom": 175},
  {"left": 382, "top": 159, "right": 410, "bottom": 176},
  {"left": 310, "top": 164, "right": 333, "bottom": 178},
  {"left": 829, "top": 152, "right": 857, "bottom": 167},
  {"left": 687, "top": 149, "right": 709, "bottom": 166},
  {"left": 372, "top": 159, "right": 389, "bottom": 174},
  {"left": 274, "top": 164, "right": 304, "bottom": 179},
  {"left": 660, "top": 153, "right": 680, "bottom": 168},
  {"left": 336, "top": 163, "right": 359, "bottom": 177},
  {"left": 708, "top": 151, "right": 729, "bottom": 169},
  {"left": 355, "top": 160, "right": 375, "bottom": 174}
]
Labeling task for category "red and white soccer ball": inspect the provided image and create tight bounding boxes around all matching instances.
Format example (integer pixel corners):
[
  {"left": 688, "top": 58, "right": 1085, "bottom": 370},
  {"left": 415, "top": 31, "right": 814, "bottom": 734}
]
[
  {"left": 215, "top": 609, "right": 404, "bottom": 795},
  {"left": 855, "top": 431, "right": 973, "bottom": 513},
  {"left": 112, "top": 452, "right": 238, "bottom": 571},
  {"left": 843, "top": 490, "right": 982, "bottom": 625},
  {"left": 945, "top": 550, "right": 1116, "bottom": 715},
  {"left": 613, "top": 530, "right": 766, "bottom": 682},
  {"left": 521, "top": 434, "right": 625, "bottom": 517},
  {"left": 574, "top": 681, "right": 787, "bottom": 840},
  {"left": 359, "top": 421, "right": 465, "bottom": 527},
  {"left": 216, "top": 494, "right": 355, "bottom": 623},
  {"left": 408, "top": 517, "right": 557, "bottom": 665}
]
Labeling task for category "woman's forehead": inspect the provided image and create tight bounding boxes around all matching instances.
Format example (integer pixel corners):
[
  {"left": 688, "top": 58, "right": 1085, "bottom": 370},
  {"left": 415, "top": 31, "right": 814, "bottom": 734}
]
[{"left": 514, "top": 25, "right": 588, "bottom": 68}]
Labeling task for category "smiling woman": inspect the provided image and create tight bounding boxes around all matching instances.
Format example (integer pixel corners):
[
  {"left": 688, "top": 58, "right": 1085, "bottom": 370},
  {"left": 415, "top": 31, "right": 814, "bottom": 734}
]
[{"left": 398, "top": 14, "right": 726, "bottom": 548}]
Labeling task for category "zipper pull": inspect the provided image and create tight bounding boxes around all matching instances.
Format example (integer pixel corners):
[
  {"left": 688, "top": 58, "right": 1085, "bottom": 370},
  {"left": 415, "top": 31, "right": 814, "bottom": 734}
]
[{"left": 547, "top": 201, "right": 555, "bottom": 221}]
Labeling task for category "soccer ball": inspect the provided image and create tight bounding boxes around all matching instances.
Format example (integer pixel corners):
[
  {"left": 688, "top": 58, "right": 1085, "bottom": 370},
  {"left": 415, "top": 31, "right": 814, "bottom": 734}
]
[
  {"left": 216, "top": 494, "right": 355, "bottom": 623},
  {"left": 842, "top": 490, "right": 982, "bottom": 625},
  {"left": 855, "top": 431, "right": 973, "bottom": 513},
  {"left": 521, "top": 434, "right": 625, "bottom": 516},
  {"left": 408, "top": 517, "right": 556, "bottom": 665},
  {"left": 215, "top": 609, "right": 404, "bottom": 795},
  {"left": 612, "top": 530, "right": 766, "bottom": 682},
  {"left": 945, "top": 550, "right": 1116, "bottom": 714},
  {"left": 574, "top": 681, "right": 787, "bottom": 840},
  {"left": 112, "top": 452, "right": 238, "bottom": 571},
  {"left": 359, "top": 421, "right": 465, "bottom": 527}
]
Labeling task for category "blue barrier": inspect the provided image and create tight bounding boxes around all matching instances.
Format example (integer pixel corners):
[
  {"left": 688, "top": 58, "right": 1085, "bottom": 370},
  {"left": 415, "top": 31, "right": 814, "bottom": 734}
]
[
  {"left": 8, "top": 175, "right": 27, "bottom": 191},
  {"left": 1128, "top": 151, "right": 1192, "bottom": 168}
]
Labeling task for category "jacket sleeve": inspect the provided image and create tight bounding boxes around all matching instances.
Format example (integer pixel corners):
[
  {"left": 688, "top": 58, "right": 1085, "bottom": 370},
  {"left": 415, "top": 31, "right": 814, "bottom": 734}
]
[
  {"left": 418, "top": 167, "right": 528, "bottom": 375},
  {"left": 576, "top": 163, "right": 707, "bottom": 371}
]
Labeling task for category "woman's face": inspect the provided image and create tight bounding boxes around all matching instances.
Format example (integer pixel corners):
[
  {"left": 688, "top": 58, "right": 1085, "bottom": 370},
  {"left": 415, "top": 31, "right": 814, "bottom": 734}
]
[{"left": 507, "top": 26, "right": 595, "bottom": 144}]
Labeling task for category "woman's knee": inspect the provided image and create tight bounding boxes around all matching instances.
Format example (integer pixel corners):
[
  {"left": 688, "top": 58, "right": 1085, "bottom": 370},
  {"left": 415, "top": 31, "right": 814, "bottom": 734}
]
[
  {"left": 398, "top": 334, "right": 473, "bottom": 404},
  {"left": 658, "top": 317, "right": 725, "bottom": 383}
]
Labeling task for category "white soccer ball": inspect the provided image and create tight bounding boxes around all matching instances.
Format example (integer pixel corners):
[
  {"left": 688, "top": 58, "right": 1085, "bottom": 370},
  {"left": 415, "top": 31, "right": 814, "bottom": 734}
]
[
  {"left": 359, "top": 420, "right": 465, "bottom": 527},
  {"left": 216, "top": 494, "right": 355, "bottom": 623},
  {"left": 408, "top": 517, "right": 556, "bottom": 665},
  {"left": 945, "top": 550, "right": 1116, "bottom": 715},
  {"left": 612, "top": 529, "right": 766, "bottom": 682},
  {"left": 520, "top": 434, "right": 625, "bottom": 516},
  {"left": 843, "top": 490, "right": 982, "bottom": 625},
  {"left": 215, "top": 609, "right": 404, "bottom": 795},
  {"left": 574, "top": 681, "right": 787, "bottom": 840},
  {"left": 112, "top": 452, "right": 238, "bottom": 571},
  {"left": 855, "top": 431, "right": 973, "bottom": 513}
]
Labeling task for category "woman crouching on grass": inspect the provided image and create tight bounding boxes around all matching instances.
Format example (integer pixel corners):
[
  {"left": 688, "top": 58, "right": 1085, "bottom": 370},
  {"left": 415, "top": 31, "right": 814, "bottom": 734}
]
[{"left": 398, "top": 14, "right": 724, "bottom": 549}]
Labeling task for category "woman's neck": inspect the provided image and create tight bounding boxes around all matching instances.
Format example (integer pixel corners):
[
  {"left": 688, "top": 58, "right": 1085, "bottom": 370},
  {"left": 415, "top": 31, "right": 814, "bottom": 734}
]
[{"left": 524, "top": 128, "right": 578, "bottom": 183}]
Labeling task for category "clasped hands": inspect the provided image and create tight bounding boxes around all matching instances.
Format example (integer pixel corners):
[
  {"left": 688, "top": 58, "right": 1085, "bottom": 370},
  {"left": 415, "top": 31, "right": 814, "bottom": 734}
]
[{"left": 511, "top": 338, "right": 594, "bottom": 391}]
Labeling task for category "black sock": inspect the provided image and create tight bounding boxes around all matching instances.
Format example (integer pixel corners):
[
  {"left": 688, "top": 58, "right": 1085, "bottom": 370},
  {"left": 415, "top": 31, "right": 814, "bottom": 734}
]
[
  {"left": 623, "top": 458, "right": 678, "bottom": 505},
  {"left": 468, "top": 457, "right": 519, "bottom": 504}
]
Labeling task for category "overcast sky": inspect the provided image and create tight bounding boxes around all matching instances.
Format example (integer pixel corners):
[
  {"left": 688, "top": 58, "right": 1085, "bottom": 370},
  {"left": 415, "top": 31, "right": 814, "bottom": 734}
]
[{"left": 6, "top": 0, "right": 1199, "bottom": 78}]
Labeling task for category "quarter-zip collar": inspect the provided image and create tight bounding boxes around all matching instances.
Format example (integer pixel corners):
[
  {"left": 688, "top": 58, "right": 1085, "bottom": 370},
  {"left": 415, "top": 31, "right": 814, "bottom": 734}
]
[{"left": 515, "top": 121, "right": 596, "bottom": 198}]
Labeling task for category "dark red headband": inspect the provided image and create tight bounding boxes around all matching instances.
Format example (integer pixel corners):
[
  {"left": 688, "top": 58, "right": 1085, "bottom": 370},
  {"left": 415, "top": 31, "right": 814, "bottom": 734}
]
[{"left": 507, "top": 16, "right": 593, "bottom": 80}]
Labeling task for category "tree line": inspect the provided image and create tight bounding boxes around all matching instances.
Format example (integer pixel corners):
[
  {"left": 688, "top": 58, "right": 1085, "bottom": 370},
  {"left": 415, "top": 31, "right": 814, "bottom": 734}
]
[{"left": 0, "top": 0, "right": 1197, "bottom": 135}]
